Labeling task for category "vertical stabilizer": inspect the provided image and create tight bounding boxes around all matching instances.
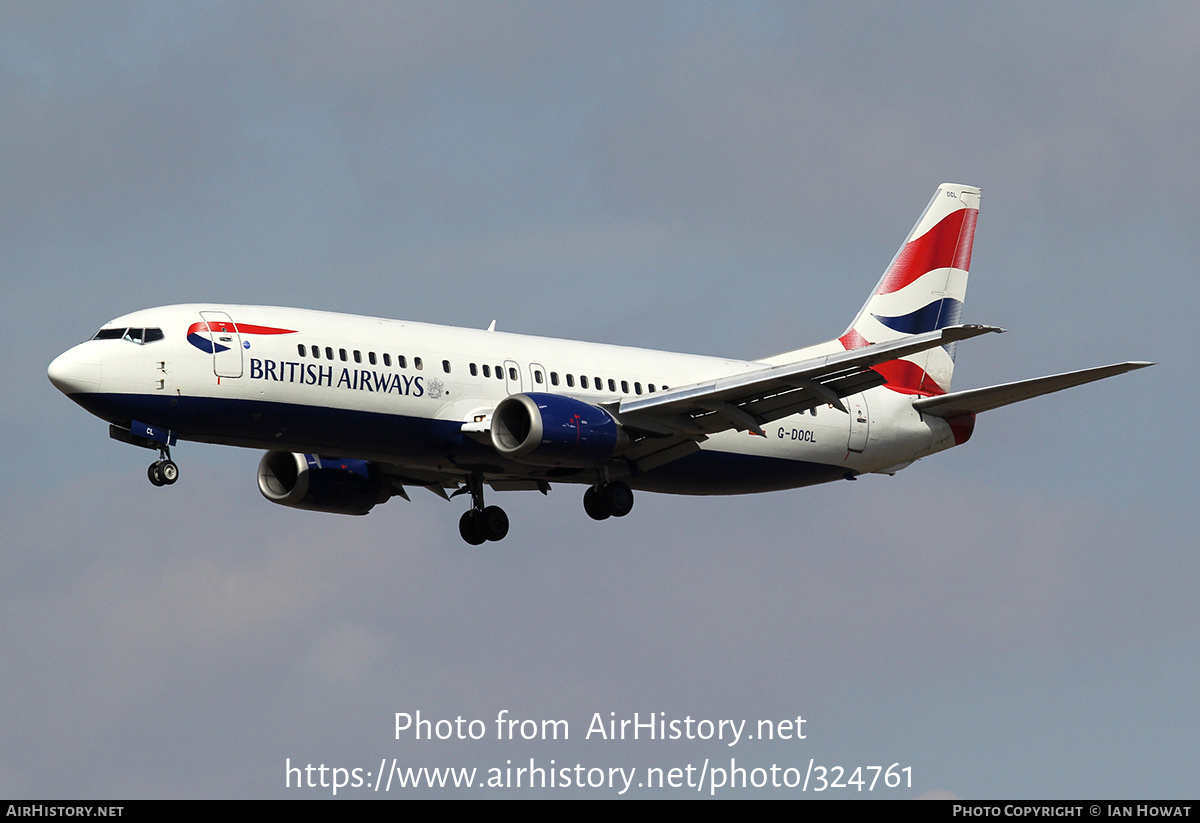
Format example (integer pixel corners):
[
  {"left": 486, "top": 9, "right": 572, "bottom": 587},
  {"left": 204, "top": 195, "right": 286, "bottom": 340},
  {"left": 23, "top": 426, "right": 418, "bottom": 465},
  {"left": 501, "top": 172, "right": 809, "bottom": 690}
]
[{"left": 840, "top": 183, "right": 980, "bottom": 395}]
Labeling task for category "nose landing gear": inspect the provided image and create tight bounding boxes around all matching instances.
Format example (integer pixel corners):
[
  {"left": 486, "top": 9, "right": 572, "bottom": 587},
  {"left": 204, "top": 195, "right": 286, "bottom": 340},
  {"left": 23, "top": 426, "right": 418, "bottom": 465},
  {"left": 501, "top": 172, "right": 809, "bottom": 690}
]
[{"left": 108, "top": 422, "right": 180, "bottom": 488}]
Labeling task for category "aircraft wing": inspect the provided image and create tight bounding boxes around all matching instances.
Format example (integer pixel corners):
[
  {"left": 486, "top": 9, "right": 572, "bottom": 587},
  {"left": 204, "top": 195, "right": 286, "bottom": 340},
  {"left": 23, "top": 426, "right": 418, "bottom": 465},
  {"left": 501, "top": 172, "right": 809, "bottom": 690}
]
[
  {"left": 911, "top": 361, "right": 1154, "bottom": 418},
  {"left": 615, "top": 324, "right": 1003, "bottom": 440}
]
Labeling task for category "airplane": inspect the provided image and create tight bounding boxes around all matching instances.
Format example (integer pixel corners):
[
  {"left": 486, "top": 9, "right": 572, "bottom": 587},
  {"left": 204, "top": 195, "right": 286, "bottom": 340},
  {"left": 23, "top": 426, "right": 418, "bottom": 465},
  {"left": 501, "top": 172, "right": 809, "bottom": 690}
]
[{"left": 47, "top": 183, "right": 1151, "bottom": 544}]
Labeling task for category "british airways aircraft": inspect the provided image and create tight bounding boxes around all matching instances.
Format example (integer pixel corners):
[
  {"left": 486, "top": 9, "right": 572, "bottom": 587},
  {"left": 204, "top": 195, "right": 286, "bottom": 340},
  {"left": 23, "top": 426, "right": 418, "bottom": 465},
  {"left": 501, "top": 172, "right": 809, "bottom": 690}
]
[{"left": 48, "top": 184, "right": 1149, "bottom": 544}]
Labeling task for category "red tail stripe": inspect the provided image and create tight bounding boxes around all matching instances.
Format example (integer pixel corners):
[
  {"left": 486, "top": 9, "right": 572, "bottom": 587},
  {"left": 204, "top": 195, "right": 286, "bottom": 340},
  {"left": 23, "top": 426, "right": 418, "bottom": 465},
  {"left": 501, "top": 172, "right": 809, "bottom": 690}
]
[
  {"left": 875, "top": 208, "right": 977, "bottom": 295},
  {"left": 838, "top": 328, "right": 869, "bottom": 350},
  {"left": 946, "top": 412, "right": 976, "bottom": 445},
  {"left": 872, "top": 360, "right": 946, "bottom": 396}
]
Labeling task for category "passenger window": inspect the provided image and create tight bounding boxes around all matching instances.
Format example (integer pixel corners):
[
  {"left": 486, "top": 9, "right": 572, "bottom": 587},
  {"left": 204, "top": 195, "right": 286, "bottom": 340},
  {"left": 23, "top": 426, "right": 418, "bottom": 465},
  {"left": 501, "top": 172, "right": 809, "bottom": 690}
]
[
  {"left": 298, "top": 344, "right": 306, "bottom": 357},
  {"left": 494, "top": 365, "right": 502, "bottom": 379},
  {"left": 608, "top": 379, "right": 616, "bottom": 392},
  {"left": 483, "top": 365, "right": 491, "bottom": 378},
  {"left": 594, "top": 377, "right": 601, "bottom": 390},
  {"left": 566, "top": 374, "right": 575, "bottom": 388},
  {"left": 443, "top": 360, "right": 451, "bottom": 374},
  {"left": 550, "top": 372, "right": 559, "bottom": 386},
  {"left": 534, "top": 370, "right": 543, "bottom": 384},
  {"left": 508, "top": 367, "right": 517, "bottom": 380},
  {"left": 581, "top": 376, "right": 589, "bottom": 389},
  {"left": 384, "top": 353, "right": 391, "bottom": 367},
  {"left": 339, "top": 349, "right": 348, "bottom": 362},
  {"left": 369, "top": 352, "right": 377, "bottom": 365},
  {"left": 398, "top": 355, "right": 407, "bottom": 369},
  {"left": 415, "top": 357, "right": 423, "bottom": 370},
  {"left": 635, "top": 382, "right": 642, "bottom": 395},
  {"left": 470, "top": 363, "right": 478, "bottom": 377},
  {"left": 621, "top": 380, "right": 629, "bottom": 393},
  {"left": 648, "top": 384, "right": 656, "bottom": 392},
  {"left": 325, "top": 347, "right": 334, "bottom": 359},
  {"left": 312, "top": 347, "right": 321, "bottom": 359},
  {"left": 353, "top": 350, "right": 362, "bottom": 364}
]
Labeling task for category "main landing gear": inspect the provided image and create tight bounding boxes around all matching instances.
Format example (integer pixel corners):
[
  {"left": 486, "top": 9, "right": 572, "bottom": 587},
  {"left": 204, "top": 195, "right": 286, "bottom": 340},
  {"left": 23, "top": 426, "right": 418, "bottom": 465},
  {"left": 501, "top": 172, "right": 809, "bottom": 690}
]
[
  {"left": 147, "top": 446, "right": 179, "bottom": 487},
  {"left": 458, "top": 474, "right": 509, "bottom": 545},
  {"left": 583, "top": 480, "right": 634, "bottom": 521}
]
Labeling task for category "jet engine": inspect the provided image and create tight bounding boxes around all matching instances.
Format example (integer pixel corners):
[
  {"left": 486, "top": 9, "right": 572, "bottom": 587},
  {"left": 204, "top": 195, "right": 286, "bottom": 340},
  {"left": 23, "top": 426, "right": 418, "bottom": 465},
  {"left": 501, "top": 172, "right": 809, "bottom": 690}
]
[
  {"left": 490, "top": 392, "right": 629, "bottom": 467},
  {"left": 257, "top": 451, "right": 386, "bottom": 515}
]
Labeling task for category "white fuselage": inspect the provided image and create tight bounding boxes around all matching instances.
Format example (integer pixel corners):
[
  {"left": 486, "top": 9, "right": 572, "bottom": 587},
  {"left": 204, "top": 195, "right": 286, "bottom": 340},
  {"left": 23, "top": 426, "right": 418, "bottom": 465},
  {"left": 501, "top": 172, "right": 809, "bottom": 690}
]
[{"left": 48, "top": 304, "right": 958, "bottom": 495}]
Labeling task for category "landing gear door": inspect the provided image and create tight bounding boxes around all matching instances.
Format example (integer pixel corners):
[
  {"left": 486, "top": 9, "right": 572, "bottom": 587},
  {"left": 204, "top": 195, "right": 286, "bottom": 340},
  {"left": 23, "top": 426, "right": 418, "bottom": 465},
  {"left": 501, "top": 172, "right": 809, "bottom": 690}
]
[
  {"left": 199, "top": 310, "right": 244, "bottom": 378},
  {"left": 846, "top": 393, "right": 869, "bottom": 453}
]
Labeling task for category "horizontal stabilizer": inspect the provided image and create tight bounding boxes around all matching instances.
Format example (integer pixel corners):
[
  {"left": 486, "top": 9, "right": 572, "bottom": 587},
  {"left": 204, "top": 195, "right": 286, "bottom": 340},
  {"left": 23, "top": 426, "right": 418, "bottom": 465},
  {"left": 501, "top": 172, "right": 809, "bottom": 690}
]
[{"left": 912, "top": 361, "right": 1154, "bottom": 418}]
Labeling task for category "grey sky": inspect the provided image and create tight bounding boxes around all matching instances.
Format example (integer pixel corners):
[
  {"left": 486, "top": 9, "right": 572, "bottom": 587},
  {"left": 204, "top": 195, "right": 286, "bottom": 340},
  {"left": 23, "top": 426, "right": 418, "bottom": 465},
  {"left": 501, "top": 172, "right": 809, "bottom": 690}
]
[{"left": 2, "top": 2, "right": 1194, "bottom": 797}]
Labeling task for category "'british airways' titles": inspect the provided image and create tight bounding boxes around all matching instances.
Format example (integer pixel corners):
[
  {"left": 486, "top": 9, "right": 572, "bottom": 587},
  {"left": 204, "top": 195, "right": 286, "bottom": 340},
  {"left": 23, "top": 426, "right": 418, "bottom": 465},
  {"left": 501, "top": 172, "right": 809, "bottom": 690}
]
[{"left": 249, "top": 358, "right": 425, "bottom": 397}]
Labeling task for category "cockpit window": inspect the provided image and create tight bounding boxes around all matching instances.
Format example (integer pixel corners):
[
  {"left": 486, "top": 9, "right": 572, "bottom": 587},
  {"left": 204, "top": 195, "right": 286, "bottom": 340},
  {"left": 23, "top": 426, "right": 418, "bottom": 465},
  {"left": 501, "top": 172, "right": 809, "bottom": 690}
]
[{"left": 92, "top": 327, "right": 164, "bottom": 344}]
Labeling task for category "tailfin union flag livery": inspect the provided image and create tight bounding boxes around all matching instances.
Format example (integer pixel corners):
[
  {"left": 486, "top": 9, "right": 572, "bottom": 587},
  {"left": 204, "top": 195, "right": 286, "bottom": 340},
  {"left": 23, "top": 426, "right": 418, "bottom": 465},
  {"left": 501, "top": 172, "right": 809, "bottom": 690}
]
[{"left": 48, "top": 184, "right": 1151, "bottom": 544}]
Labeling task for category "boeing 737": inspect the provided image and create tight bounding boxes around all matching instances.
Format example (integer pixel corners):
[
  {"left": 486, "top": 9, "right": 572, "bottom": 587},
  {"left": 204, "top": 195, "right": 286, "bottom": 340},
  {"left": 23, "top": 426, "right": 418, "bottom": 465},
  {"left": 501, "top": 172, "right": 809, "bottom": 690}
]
[{"left": 48, "top": 184, "right": 1150, "bottom": 544}]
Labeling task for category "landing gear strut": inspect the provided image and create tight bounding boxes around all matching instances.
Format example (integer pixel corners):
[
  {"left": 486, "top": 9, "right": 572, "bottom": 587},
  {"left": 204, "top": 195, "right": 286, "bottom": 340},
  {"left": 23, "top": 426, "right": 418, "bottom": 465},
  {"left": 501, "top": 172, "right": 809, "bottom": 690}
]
[
  {"left": 583, "top": 480, "right": 634, "bottom": 521},
  {"left": 458, "top": 473, "right": 509, "bottom": 545},
  {"left": 147, "top": 446, "right": 178, "bottom": 487}
]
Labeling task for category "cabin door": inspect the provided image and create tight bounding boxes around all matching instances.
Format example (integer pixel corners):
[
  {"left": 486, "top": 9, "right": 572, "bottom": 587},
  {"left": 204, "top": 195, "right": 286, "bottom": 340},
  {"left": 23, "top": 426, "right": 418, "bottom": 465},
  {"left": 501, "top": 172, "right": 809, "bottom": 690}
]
[
  {"left": 198, "top": 310, "right": 244, "bottom": 378},
  {"left": 846, "top": 393, "right": 870, "bottom": 453},
  {"left": 503, "top": 359, "right": 523, "bottom": 395}
]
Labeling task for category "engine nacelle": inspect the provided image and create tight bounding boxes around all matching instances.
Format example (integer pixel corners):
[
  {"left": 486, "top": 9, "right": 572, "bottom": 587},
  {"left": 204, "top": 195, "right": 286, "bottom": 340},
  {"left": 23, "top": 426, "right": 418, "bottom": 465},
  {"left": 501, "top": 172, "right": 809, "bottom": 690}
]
[
  {"left": 490, "top": 392, "right": 628, "bottom": 467},
  {"left": 257, "top": 451, "right": 385, "bottom": 516}
]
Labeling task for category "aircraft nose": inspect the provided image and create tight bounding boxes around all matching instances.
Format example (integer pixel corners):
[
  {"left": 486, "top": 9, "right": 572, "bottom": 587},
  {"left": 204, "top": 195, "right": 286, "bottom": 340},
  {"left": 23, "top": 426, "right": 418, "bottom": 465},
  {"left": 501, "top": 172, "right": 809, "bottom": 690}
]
[{"left": 48, "top": 346, "right": 101, "bottom": 396}]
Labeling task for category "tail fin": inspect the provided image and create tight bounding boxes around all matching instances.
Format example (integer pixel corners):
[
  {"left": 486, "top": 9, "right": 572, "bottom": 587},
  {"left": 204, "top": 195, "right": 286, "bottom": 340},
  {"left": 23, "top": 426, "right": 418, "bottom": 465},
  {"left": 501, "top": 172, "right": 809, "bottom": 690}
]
[{"left": 840, "top": 183, "right": 980, "bottom": 396}]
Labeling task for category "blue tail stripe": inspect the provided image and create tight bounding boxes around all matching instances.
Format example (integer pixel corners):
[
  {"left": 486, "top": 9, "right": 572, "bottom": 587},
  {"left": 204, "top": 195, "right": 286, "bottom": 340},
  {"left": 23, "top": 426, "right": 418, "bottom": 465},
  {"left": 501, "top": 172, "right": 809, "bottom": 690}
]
[{"left": 871, "top": 298, "right": 963, "bottom": 335}]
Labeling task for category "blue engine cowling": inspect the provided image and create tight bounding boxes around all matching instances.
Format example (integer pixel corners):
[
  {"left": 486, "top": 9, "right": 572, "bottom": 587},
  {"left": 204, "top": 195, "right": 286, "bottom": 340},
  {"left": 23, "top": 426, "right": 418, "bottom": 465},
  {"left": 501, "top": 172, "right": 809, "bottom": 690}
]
[
  {"left": 490, "top": 393, "right": 628, "bottom": 467},
  {"left": 257, "top": 452, "right": 385, "bottom": 515}
]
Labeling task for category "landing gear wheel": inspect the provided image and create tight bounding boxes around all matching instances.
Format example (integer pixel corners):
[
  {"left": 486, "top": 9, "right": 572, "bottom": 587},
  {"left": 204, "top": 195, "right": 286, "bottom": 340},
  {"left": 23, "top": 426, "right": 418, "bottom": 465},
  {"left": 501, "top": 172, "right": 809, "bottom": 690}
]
[
  {"left": 481, "top": 506, "right": 509, "bottom": 542},
  {"left": 583, "top": 486, "right": 611, "bottom": 520},
  {"left": 159, "top": 459, "right": 179, "bottom": 485},
  {"left": 148, "top": 462, "right": 165, "bottom": 486},
  {"left": 459, "top": 510, "right": 487, "bottom": 546},
  {"left": 601, "top": 481, "right": 634, "bottom": 518},
  {"left": 458, "top": 473, "right": 511, "bottom": 545}
]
